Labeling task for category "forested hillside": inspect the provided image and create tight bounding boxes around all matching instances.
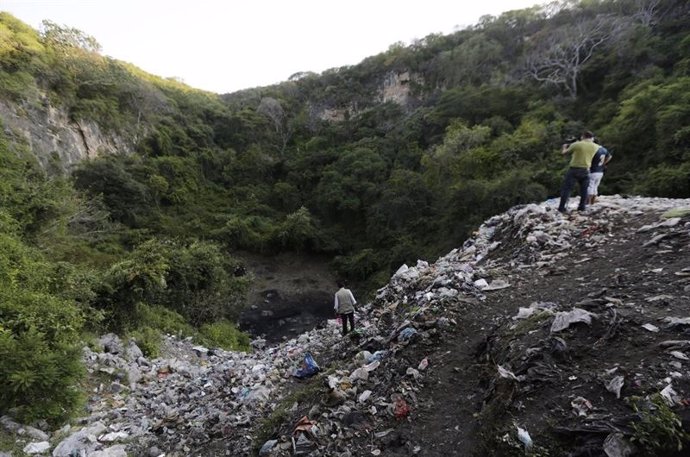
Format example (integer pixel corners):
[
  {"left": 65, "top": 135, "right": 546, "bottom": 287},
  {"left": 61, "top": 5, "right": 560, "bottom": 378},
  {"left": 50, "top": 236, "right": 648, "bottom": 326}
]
[{"left": 1, "top": 0, "right": 689, "bottom": 424}]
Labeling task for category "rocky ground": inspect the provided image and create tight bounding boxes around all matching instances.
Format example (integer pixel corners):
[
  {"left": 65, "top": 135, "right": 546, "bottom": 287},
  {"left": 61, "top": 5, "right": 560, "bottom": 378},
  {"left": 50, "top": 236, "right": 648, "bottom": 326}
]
[{"left": 2, "top": 195, "right": 690, "bottom": 457}]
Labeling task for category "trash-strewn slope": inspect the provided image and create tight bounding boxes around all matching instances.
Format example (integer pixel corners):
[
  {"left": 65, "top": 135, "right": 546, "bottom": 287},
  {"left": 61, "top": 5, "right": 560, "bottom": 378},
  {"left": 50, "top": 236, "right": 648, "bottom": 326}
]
[{"left": 3, "top": 195, "right": 690, "bottom": 457}]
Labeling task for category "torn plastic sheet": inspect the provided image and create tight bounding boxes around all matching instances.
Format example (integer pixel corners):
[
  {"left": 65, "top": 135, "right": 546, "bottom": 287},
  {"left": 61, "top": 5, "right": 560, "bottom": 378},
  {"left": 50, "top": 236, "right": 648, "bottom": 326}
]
[
  {"left": 550, "top": 308, "right": 596, "bottom": 333},
  {"left": 483, "top": 279, "right": 511, "bottom": 291},
  {"left": 498, "top": 365, "right": 519, "bottom": 381},
  {"left": 603, "top": 432, "right": 636, "bottom": 457},
  {"left": 292, "top": 352, "right": 320, "bottom": 379},
  {"left": 660, "top": 384, "right": 680, "bottom": 406},
  {"left": 641, "top": 323, "right": 659, "bottom": 332},
  {"left": 606, "top": 376, "right": 624, "bottom": 399},
  {"left": 571, "top": 397, "right": 593, "bottom": 417}
]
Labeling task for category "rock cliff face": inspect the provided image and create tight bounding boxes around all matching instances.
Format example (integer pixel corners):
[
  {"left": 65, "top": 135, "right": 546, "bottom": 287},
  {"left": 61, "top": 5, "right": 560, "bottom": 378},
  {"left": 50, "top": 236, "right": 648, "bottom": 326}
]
[
  {"left": 315, "top": 70, "right": 423, "bottom": 122},
  {"left": 380, "top": 71, "right": 420, "bottom": 106},
  {"left": 0, "top": 95, "right": 131, "bottom": 172}
]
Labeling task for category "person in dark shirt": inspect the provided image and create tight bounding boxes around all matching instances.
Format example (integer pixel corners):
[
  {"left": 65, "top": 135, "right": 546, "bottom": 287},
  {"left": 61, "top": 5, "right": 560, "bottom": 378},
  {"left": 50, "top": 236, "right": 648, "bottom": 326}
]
[{"left": 587, "top": 145, "right": 612, "bottom": 205}]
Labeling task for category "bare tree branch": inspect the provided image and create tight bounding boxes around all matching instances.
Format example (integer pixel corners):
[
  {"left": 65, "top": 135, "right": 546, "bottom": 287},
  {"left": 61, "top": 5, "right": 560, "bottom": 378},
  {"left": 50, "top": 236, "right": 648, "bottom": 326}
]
[
  {"left": 257, "top": 97, "right": 292, "bottom": 157},
  {"left": 633, "top": 0, "right": 662, "bottom": 27},
  {"left": 522, "top": 15, "right": 630, "bottom": 97}
]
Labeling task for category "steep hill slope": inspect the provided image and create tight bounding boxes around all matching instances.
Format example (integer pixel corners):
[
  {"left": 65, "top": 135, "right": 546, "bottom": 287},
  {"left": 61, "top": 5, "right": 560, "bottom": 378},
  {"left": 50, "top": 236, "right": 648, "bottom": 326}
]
[{"left": 4, "top": 195, "right": 689, "bottom": 457}]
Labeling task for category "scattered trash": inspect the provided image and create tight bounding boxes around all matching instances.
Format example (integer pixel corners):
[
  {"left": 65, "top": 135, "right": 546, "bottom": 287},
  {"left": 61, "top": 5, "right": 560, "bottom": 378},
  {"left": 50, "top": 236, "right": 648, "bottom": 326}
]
[
  {"left": 293, "top": 352, "right": 320, "bottom": 379},
  {"left": 516, "top": 425, "right": 533, "bottom": 449},
  {"left": 292, "top": 416, "right": 319, "bottom": 456},
  {"left": 669, "top": 351, "right": 689, "bottom": 360},
  {"left": 358, "top": 390, "right": 372, "bottom": 403},
  {"left": 292, "top": 416, "right": 318, "bottom": 435},
  {"left": 550, "top": 308, "right": 596, "bottom": 333},
  {"left": 483, "top": 279, "right": 511, "bottom": 291},
  {"left": 660, "top": 384, "right": 680, "bottom": 406},
  {"left": 571, "top": 397, "right": 593, "bottom": 416},
  {"left": 606, "top": 376, "right": 625, "bottom": 399},
  {"left": 497, "top": 365, "right": 519, "bottom": 381},
  {"left": 25, "top": 195, "right": 690, "bottom": 456},
  {"left": 663, "top": 317, "right": 690, "bottom": 328},
  {"left": 292, "top": 433, "right": 314, "bottom": 456},
  {"left": 661, "top": 207, "right": 690, "bottom": 219},
  {"left": 258, "top": 439, "right": 278, "bottom": 456},
  {"left": 406, "top": 367, "right": 422, "bottom": 380},
  {"left": 242, "top": 386, "right": 270, "bottom": 404},
  {"left": 514, "top": 307, "right": 538, "bottom": 320},
  {"left": 646, "top": 295, "right": 675, "bottom": 303},
  {"left": 392, "top": 394, "right": 410, "bottom": 420},
  {"left": 397, "top": 327, "right": 418, "bottom": 342},
  {"left": 343, "top": 411, "right": 372, "bottom": 431},
  {"left": 603, "top": 432, "right": 636, "bottom": 457},
  {"left": 473, "top": 278, "right": 489, "bottom": 289},
  {"left": 350, "top": 367, "right": 370, "bottom": 382},
  {"left": 641, "top": 323, "right": 659, "bottom": 332},
  {"left": 418, "top": 357, "right": 429, "bottom": 371},
  {"left": 23, "top": 442, "right": 51, "bottom": 455},
  {"left": 659, "top": 340, "right": 690, "bottom": 349}
]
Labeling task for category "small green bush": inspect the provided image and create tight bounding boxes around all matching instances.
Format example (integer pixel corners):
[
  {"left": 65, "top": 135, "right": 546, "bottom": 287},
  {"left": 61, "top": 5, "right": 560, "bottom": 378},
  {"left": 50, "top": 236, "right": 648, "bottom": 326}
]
[
  {"left": 635, "top": 164, "right": 690, "bottom": 198},
  {"left": 332, "top": 248, "right": 382, "bottom": 281},
  {"left": 129, "top": 326, "right": 161, "bottom": 358},
  {"left": 0, "top": 285, "right": 85, "bottom": 424},
  {"left": 198, "top": 320, "right": 250, "bottom": 351},
  {"left": 0, "top": 70, "right": 37, "bottom": 100},
  {"left": 629, "top": 394, "right": 690, "bottom": 455},
  {"left": 135, "top": 303, "right": 194, "bottom": 337}
]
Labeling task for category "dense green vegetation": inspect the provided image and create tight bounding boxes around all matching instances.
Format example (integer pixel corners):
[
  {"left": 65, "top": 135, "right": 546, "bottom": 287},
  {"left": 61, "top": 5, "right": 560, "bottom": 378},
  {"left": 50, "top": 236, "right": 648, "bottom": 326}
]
[{"left": 0, "top": 0, "right": 689, "bottom": 422}]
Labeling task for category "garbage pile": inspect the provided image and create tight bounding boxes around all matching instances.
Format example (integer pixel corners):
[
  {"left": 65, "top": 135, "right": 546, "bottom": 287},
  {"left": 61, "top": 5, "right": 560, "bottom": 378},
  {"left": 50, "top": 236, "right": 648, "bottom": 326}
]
[{"left": 2, "top": 195, "right": 689, "bottom": 456}]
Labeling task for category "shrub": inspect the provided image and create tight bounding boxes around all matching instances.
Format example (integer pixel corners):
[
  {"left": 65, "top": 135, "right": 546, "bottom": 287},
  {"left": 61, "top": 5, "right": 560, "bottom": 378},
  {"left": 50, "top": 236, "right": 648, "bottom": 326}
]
[
  {"left": 217, "top": 215, "right": 271, "bottom": 251},
  {"left": 634, "top": 164, "right": 690, "bottom": 198},
  {"left": 129, "top": 326, "right": 161, "bottom": 358},
  {"left": 96, "top": 238, "right": 251, "bottom": 330},
  {"left": 159, "top": 240, "right": 251, "bottom": 325},
  {"left": 629, "top": 394, "right": 690, "bottom": 455},
  {"left": 271, "top": 206, "right": 320, "bottom": 251},
  {"left": 135, "top": 303, "right": 194, "bottom": 337},
  {"left": 332, "top": 249, "right": 382, "bottom": 281},
  {"left": 96, "top": 239, "right": 169, "bottom": 330},
  {"left": 198, "top": 320, "right": 250, "bottom": 351},
  {"left": 0, "top": 286, "right": 84, "bottom": 424}
]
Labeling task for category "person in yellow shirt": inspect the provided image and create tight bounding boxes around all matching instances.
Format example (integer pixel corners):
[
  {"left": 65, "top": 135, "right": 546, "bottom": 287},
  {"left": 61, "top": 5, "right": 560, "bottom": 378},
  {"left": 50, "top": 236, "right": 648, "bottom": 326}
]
[{"left": 558, "top": 131, "right": 600, "bottom": 213}]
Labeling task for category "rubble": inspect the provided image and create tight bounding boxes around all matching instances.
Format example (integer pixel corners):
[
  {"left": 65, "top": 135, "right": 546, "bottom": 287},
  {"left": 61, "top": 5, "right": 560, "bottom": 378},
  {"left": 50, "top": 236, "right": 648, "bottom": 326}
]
[{"left": 2, "top": 195, "right": 690, "bottom": 456}]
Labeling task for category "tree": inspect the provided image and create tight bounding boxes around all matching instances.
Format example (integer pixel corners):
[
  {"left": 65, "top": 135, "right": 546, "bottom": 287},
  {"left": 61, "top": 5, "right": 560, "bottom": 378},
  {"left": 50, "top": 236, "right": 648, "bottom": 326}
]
[
  {"left": 39, "top": 20, "right": 101, "bottom": 53},
  {"left": 523, "top": 14, "right": 630, "bottom": 97},
  {"left": 421, "top": 121, "right": 492, "bottom": 188},
  {"left": 632, "top": 0, "right": 662, "bottom": 27},
  {"left": 257, "top": 96, "right": 292, "bottom": 157}
]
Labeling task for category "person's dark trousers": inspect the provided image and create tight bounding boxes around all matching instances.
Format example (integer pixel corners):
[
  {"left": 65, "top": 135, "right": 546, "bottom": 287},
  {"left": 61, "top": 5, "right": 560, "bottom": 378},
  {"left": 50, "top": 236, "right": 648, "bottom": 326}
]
[
  {"left": 558, "top": 167, "right": 590, "bottom": 212},
  {"left": 341, "top": 312, "right": 355, "bottom": 335}
]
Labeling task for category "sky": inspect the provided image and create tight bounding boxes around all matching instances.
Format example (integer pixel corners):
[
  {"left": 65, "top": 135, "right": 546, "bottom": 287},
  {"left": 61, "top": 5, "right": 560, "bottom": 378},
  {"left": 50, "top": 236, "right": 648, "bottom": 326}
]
[{"left": 2, "top": 0, "right": 546, "bottom": 94}]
